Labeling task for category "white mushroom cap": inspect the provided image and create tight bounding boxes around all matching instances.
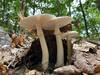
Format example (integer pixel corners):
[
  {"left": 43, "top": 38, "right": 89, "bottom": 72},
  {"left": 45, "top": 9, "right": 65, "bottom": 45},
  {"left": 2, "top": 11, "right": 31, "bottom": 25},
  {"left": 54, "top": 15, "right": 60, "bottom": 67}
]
[
  {"left": 62, "top": 31, "right": 78, "bottom": 39},
  {"left": 44, "top": 16, "right": 72, "bottom": 30},
  {"left": 19, "top": 14, "right": 56, "bottom": 30}
]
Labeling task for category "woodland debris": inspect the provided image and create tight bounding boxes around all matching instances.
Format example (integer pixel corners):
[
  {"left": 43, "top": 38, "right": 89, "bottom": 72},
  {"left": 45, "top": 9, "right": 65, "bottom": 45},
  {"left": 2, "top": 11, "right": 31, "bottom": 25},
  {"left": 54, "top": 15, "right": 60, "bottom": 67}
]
[
  {"left": 87, "top": 40, "right": 100, "bottom": 46},
  {"left": 0, "top": 32, "right": 33, "bottom": 69},
  {"left": 89, "top": 47, "right": 97, "bottom": 54},
  {"left": 0, "top": 26, "right": 100, "bottom": 75},
  {"left": 0, "top": 63, "right": 15, "bottom": 75},
  {"left": 73, "top": 40, "right": 97, "bottom": 52},
  {"left": 94, "top": 65, "right": 100, "bottom": 74},
  {"left": 82, "top": 73, "right": 88, "bottom": 75},
  {"left": 11, "top": 34, "right": 26, "bottom": 48},
  {"left": 53, "top": 40, "right": 100, "bottom": 75},
  {"left": 73, "top": 40, "right": 100, "bottom": 74},
  {"left": 15, "top": 39, "right": 100, "bottom": 75},
  {"left": 25, "top": 70, "right": 42, "bottom": 75},
  {"left": 0, "top": 27, "right": 11, "bottom": 46},
  {"left": 0, "top": 63, "right": 8, "bottom": 75},
  {"left": 54, "top": 65, "right": 81, "bottom": 75}
]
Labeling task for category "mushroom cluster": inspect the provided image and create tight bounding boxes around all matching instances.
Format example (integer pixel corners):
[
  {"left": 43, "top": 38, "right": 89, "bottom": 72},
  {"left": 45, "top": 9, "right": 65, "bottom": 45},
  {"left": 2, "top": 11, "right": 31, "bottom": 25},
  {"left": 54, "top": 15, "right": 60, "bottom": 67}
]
[
  {"left": 44, "top": 16, "right": 72, "bottom": 67},
  {"left": 19, "top": 14, "right": 78, "bottom": 70}
]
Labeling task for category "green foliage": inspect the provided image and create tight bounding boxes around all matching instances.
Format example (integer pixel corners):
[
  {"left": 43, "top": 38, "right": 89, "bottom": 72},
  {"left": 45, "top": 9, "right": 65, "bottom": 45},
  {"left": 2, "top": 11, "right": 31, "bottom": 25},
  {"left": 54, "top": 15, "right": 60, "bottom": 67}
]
[{"left": 0, "top": 0, "right": 99, "bottom": 40}]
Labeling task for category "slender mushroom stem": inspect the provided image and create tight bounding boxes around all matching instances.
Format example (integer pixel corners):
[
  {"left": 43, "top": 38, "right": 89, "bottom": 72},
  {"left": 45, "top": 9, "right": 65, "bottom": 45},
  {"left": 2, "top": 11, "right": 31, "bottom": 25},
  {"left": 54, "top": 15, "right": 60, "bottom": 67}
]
[
  {"left": 61, "top": 31, "right": 78, "bottom": 64},
  {"left": 36, "top": 24, "right": 49, "bottom": 70},
  {"left": 55, "top": 26, "right": 64, "bottom": 67},
  {"left": 67, "top": 35, "right": 72, "bottom": 64}
]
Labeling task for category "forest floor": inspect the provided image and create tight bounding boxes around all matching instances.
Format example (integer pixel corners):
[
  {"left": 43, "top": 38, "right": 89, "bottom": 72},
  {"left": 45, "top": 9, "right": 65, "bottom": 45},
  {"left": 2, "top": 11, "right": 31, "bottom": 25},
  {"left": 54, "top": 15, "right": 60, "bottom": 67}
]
[{"left": 0, "top": 27, "right": 100, "bottom": 75}]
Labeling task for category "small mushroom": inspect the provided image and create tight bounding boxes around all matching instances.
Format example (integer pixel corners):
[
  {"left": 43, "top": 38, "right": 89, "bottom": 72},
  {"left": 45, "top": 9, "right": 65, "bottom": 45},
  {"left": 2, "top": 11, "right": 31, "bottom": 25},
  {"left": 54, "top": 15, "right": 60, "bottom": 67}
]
[
  {"left": 62, "top": 31, "right": 78, "bottom": 39},
  {"left": 44, "top": 16, "right": 72, "bottom": 67},
  {"left": 62, "top": 31, "right": 78, "bottom": 64},
  {"left": 19, "top": 14, "right": 56, "bottom": 70}
]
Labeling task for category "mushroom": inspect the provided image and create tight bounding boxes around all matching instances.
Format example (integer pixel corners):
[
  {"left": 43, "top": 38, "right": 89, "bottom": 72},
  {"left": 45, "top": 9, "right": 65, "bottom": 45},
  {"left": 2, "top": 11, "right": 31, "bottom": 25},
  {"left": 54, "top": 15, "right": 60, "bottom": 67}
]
[
  {"left": 19, "top": 14, "right": 56, "bottom": 70},
  {"left": 44, "top": 16, "right": 72, "bottom": 67},
  {"left": 62, "top": 31, "right": 78, "bottom": 39},
  {"left": 62, "top": 31, "right": 78, "bottom": 64}
]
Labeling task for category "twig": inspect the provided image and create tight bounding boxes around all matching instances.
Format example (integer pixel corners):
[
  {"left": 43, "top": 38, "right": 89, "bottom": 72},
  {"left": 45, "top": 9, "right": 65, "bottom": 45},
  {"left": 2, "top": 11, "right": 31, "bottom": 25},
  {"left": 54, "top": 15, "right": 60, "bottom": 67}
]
[{"left": 87, "top": 40, "right": 100, "bottom": 46}]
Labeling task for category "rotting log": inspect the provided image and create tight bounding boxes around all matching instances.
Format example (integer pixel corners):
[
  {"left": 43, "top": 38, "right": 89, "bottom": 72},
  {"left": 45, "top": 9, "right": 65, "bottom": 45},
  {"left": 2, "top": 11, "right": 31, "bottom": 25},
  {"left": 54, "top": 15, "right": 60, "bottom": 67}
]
[
  {"left": 72, "top": 40, "right": 100, "bottom": 74},
  {"left": 54, "top": 65, "right": 81, "bottom": 75}
]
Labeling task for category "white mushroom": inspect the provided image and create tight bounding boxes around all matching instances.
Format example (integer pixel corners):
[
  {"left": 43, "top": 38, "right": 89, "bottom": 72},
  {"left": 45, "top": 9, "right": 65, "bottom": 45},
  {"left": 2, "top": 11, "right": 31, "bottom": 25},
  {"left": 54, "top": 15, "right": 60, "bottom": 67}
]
[
  {"left": 62, "top": 31, "right": 78, "bottom": 64},
  {"left": 44, "top": 16, "right": 72, "bottom": 67},
  {"left": 62, "top": 31, "right": 78, "bottom": 39},
  {"left": 19, "top": 14, "right": 56, "bottom": 70}
]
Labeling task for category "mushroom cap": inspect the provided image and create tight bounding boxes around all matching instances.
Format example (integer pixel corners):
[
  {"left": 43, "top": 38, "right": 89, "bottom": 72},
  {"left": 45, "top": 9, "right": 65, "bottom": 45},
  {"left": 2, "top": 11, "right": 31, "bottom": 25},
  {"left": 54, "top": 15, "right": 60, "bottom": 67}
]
[
  {"left": 44, "top": 16, "right": 72, "bottom": 30},
  {"left": 62, "top": 31, "right": 78, "bottom": 39},
  {"left": 19, "top": 14, "right": 56, "bottom": 30}
]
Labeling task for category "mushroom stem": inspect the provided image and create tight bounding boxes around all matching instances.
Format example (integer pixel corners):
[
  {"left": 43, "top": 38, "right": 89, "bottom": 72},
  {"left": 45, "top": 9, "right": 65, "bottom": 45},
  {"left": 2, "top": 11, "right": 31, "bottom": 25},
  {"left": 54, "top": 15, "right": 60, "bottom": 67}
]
[
  {"left": 36, "top": 25, "right": 49, "bottom": 70},
  {"left": 67, "top": 36, "right": 72, "bottom": 64},
  {"left": 55, "top": 26, "right": 64, "bottom": 67},
  {"left": 61, "top": 31, "right": 78, "bottom": 64}
]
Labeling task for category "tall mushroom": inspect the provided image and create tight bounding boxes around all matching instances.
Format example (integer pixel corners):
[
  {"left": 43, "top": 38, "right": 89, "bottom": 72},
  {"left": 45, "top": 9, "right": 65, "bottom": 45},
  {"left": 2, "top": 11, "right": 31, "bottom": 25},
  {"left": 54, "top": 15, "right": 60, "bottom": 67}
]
[
  {"left": 19, "top": 14, "right": 56, "bottom": 70},
  {"left": 44, "top": 16, "right": 72, "bottom": 67}
]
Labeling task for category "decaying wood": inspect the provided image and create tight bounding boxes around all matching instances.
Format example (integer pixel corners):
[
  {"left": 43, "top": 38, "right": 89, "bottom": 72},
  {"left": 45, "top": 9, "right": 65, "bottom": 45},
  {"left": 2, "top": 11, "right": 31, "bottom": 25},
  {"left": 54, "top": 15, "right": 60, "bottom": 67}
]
[
  {"left": 86, "top": 40, "right": 100, "bottom": 46},
  {"left": 53, "top": 40, "right": 100, "bottom": 75},
  {"left": 0, "top": 64, "right": 8, "bottom": 75},
  {"left": 72, "top": 40, "right": 100, "bottom": 74},
  {"left": 82, "top": 73, "right": 88, "bottom": 75},
  {"left": 94, "top": 65, "right": 100, "bottom": 74},
  {"left": 25, "top": 70, "right": 41, "bottom": 75},
  {"left": 11, "top": 33, "right": 26, "bottom": 48},
  {"left": 0, "top": 33, "right": 33, "bottom": 69},
  {"left": 0, "top": 27, "right": 100, "bottom": 75},
  {"left": 54, "top": 65, "right": 81, "bottom": 75}
]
